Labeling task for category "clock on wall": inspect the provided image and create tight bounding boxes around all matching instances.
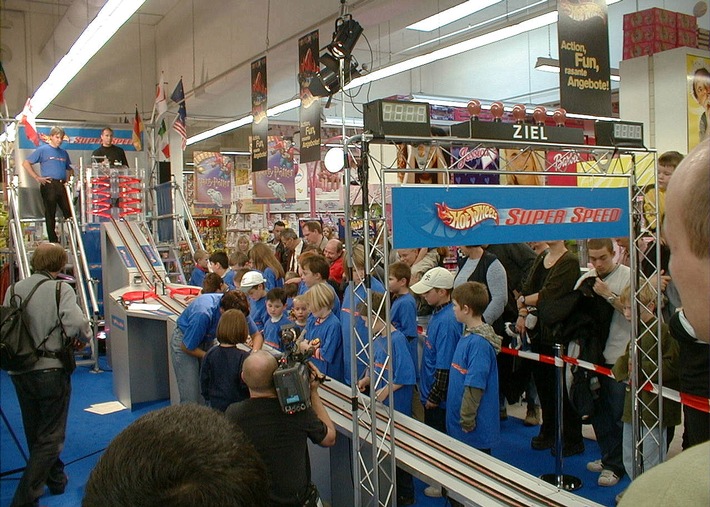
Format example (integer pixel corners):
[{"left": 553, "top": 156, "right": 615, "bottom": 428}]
[{"left": 363, "top": 99, "right": 432, "bottom": 138}]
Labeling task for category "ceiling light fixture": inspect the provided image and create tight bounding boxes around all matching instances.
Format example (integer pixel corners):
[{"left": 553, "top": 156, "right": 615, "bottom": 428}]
[
  {"left": 16, "top": 0, "right": 146, "bottom": 118},
  {"left": 535, "top": 56, "right": 620, "bottom": 82},
  {"left": 407, "top": 0, "right": 504, "bottom": 32}
]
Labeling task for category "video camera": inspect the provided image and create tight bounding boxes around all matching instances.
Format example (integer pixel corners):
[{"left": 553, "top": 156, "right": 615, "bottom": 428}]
[{"left": 273, "top": 324, "right": 323, "bottom": 414}]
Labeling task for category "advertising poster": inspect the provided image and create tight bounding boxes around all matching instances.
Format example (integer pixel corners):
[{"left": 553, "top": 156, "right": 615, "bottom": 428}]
[
  {"left": 17, "top": 126, "right": 137, "bottom": 150},
  {"left": 253, "top": 136, "right": 297, "bottom": 204},
  {"left": 557, "top": 0, "right": 612, "bottom": 117},
  {"left": 193, "top": 151, "right": 232, "bottom": 209},
  {"left": 451, "top": 146, "right": 500, "bottom": 185},
  {"left": 545, "top": 150, "right": 589, "bottom": 186},
  {"left": 392, "top": 185, "right": 629, "bottom": 248},
  {"left": 687, "top": 54, "right": 710, "bottom": 151},
  {"left": 251, "top": 56, "right": 268, "bottom": 172},
  {"left": 298, "top": 30, "right": 321, "bottom": 163}
]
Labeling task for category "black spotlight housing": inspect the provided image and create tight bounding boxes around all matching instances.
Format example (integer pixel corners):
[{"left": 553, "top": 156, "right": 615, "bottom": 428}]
[
  {"left": 328, "top": 14, "right": 363, "bottom": 59},
  {"left": 308, "top": 52, "right": 361, "bottom": 98}
]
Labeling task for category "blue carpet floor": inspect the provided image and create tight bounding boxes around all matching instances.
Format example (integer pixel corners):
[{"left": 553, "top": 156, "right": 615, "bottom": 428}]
[{"left": 1, "top": 359, "right": 629, "bottom": 507}]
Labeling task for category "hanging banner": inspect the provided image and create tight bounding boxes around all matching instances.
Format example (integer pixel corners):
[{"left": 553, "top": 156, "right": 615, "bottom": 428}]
[
  {"left": 253, "top": 136, "right": 297, "bottom": 204},
  {"left": 557, "top": 0, "right": 612, "bottom": 117},
  {"left": 193, "top": 151, "right": 232, "bottom": 209},
  {"left": 251, "top": 56, "right": 268, "bottom": 172},
  {"left": 299, "top": 30, "right": 321, "bottom": 163},
  {"left": 18, "top": 126, "right": 138, "bottom": 150},
  {"left": 392, "top": 185, "right": 629, "bottom": 248}
]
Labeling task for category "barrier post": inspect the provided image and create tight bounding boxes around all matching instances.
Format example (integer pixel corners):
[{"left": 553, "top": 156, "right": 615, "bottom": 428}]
[{"left": 541, "top": 343, "right": 582, "bottom": 490}]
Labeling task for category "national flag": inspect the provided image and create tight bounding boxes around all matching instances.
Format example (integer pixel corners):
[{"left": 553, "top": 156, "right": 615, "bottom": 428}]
[
  {"left": 0, "top": 62, "right": 8, "bottom": 105},
  {"left": 170, "top": 78, "right": 187, "bottom": 151},
  {"left": 20, "top": 98, "right": 39, "bottom": 146},
  {"left": 158, "top": 118, "right": 170, "bottom": 159},
  {"left": 132, "top": 107, "right": 144, "bottom": 151},
  {"left": 153, "top": 72, "right": 170, "bottom": 160}
]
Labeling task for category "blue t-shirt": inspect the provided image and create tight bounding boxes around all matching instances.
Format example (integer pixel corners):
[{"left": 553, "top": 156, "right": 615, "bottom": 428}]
[
  {"left": 373, "top": 329, "right": 416, "bottom": 416},
  {"left": 419, "top": 302, "right": 462, "bottom": 408},
  {"left": 249, "top": 296, "right": 268, "bottom": 331},
  {"left": 189, "top": 266, "right": 207, "bottom": 287},
  {"left": 263, "top": 267, "right": 284, "bottom": 291},
  {"left": 305, "top": 312, "right": 343, "bottom": 382},
  {"left": 446, "top": 332, "right": 500, "bottom": 450},
  {"left": 390, "top": 292, "right": 418, "bottom": 375},
  {"left": 26, "top": 143, "right": 72, "bottom": 180},
  {"left": 200, "top": 345, "right": 250, "bottom": 412},
  {"left": 176, "top": 293, "right": 223, "bottom": 350},
  {"left": 222, "top": 269, "right": 236, "bottom": 290},
  {"left": 341, "top": 277, "right": 386, "bottom": 386},
  {"left": 263, "top": 314, "right": 291, "bottom": 351}
]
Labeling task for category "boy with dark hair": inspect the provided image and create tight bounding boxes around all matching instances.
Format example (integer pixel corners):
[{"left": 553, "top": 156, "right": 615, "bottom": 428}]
[
  {"left": 356, "top": 291, "right": 417, "bottom": 506},
  {"left": 388, "top": 261, "right": 419, "bottom": 375},
  {"left": 210, "top": 251, "right": 236, "bottom": 290},
  {"left": 240, "top": 271, "right": 268, "bottom": 332},
  {"left": 300, "top": 254, "right": 341, "bottom": 318},
  {"left": 263, "top": 288, "right": 291, "bottom": 351},
  {"left": 448, "top": 282, "right": 500, "bottom": 453}
]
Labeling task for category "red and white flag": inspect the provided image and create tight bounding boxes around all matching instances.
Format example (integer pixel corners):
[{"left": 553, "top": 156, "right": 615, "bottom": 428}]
[{"left": 20, "top": 98, "right": 39, "bottom": 146}]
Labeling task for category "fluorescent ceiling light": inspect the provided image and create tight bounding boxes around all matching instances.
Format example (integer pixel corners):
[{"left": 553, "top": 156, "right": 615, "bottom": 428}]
[
  {"left": 535, "top": 57, "right": 620, "bottom": 81},
  {"left": 221, "top": 151, "right": 251, "bottom": 156},
  {"left": 186, "top": 99, "right": 301, "bottom": 146},
  {"left": 348, "top": 11, "right": 558, "bottom": 89},
  {"left": 407, "top": 0, "right": 504, "bottom": 32},
  {"left": 17, "top": 0, "right": 145, "bottom": 118}
]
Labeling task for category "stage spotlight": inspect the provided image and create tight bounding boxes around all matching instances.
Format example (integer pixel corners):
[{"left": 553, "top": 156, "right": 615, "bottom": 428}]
[
  {"left": 328, "top": 15, "right": 363, "bottom": 59},
  {"left": 308, "top": 52, "right": 361, "bottom": 98}
]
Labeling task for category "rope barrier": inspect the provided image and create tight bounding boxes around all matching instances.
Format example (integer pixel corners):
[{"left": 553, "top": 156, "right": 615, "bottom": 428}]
[{"left": 499, "top": 345, "right": 710, "bottom": 414}]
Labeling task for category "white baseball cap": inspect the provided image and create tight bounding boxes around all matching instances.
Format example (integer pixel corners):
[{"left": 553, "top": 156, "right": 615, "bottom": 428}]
[
  {"left": 410, "top": 267, "right": 455, "bottom": 294},
  {"left": 240, "top": 271, "right": 266, "bottom": 292}
]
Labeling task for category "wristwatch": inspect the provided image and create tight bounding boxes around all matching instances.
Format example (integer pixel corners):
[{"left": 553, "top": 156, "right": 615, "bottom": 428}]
[{"left": 606, "top": 293, "right": 618, "bottom": 304}]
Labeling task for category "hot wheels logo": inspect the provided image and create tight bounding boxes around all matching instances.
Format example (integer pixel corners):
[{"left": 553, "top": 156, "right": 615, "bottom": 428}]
[{"left": 436, "top": 202, "right": 499, "bottom": 230}]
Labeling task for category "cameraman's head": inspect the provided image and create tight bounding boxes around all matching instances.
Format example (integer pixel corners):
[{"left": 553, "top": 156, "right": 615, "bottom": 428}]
[
  {"left": 242, "top": 350, "right": 278, "bottom": 397},
  {"left": 217, "top": 309, "right": 249, "bottom": 345}
]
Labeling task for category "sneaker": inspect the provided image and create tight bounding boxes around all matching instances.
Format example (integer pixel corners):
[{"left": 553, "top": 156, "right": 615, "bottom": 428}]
[
  {"left": 424, "top": 485, "right": 442, "bottom": 498},
  {"left": 586, "top": 459, "right": 604, "bottom": 473},
  {"left": 598, "top": 469, "right": 620, "bottom": 487},
  {"left": 523, "top": 406, "right": 541, "bottom": 426}
]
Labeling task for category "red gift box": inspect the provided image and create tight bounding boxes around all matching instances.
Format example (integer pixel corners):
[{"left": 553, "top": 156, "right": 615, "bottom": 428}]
[
  {"left": 623, "top": 40, "right": 676, "bottom": 60},
  {"left": 677, "top": 28, "right": 698, "bottom": 48},
  {"left": 623, "top": 24, "right": 677, "bottom": 44},
  {"left": 623, "top": 8, "right": 677, "bottom": 30},
  {"left": 676, "top": 12, "right": 697, "bottom": 31}
]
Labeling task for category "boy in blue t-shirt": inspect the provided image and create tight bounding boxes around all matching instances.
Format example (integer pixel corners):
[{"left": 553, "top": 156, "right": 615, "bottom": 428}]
[
  {"left": 262, "top": 288, "right": 291, "bottom": 351},
  {"left": 410, "top": 267, "right": 462, "bottom": 434},
  {"left": 356, "top": 291, "right": 417, "bottom": 505},
  {"left": 240, "top": 271, "right": 268, "bottom": 332},
  {"left": 388, "top": 261, "right": 419, "bottom": 375},
  {"left": 448, "top": 281, "right": 500, "bottom": 454},
  {"left": 303, "top": 283, "right": 343, "bottom": 383}
]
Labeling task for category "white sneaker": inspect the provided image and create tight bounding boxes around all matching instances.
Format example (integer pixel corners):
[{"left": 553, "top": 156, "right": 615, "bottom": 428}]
[
  {"left": 598, "top": 469, "right": 620, "bottom": 487},
  {"left": 424, "top": 485, "right": 442, "bottom": 498},
  {"left": 586, "top": 459, "right": 603, "bottom": 473}
]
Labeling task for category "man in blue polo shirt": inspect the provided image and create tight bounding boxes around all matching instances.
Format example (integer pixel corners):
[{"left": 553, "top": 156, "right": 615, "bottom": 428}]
[{"left": 22, "top": 126, "right": 73, "bottom": 243}]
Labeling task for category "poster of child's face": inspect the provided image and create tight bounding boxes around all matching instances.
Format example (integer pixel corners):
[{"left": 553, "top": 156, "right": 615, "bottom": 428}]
[{"left": 687, "top": 54, "right": 710, "bottom": 151}]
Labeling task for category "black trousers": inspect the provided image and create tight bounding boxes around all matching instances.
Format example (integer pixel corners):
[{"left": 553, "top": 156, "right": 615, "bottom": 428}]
[
  {"left": 10, "top": 369, "right": 71, "bottom": 507},
  {"left": 39, "top": 179, "right": 71, "bottom": 243},
  {"left": 532, "top": 343, "right": 583, "bottom": 447}
]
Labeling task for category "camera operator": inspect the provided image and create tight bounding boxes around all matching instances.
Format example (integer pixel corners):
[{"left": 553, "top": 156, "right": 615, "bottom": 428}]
[{"left": 226, "top": 350, "right": 336, "bottom": 506}]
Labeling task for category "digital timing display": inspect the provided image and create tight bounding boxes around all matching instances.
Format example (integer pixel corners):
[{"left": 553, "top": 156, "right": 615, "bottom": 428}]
[
  {"left": 381, "top": 101, "right": 429, "bottom": 123},
  {"left": 613, "top": 122, "right": 643, "bottom": 140}
]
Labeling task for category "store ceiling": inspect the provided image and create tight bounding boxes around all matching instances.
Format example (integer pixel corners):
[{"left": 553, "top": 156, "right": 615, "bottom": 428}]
[{"left": 1, "top": 0, "right": 708, "bottom": 156}]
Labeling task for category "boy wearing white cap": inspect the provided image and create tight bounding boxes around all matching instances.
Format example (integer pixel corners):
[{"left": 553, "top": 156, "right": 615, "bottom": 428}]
[{"left": 240, "top": 271, "right": 268, "bottom": 332}]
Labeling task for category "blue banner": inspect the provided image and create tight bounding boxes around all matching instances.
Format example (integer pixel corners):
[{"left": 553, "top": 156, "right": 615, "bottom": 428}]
[
  {"left": 392, "top": 185, "right": 630, "bottom": 248},
  {"left": 18, "top": 126, "right": 137, "bottom": 151}
]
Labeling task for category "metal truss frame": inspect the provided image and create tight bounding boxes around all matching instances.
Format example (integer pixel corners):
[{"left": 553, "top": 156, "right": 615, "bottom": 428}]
[{"left": 342, "top": 132, "right": 661, "bottom": 504}]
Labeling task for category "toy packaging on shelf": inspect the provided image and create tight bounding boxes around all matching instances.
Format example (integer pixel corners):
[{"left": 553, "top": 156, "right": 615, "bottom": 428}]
[{"left": 622, "top": 7, "right": 698, "bottom": 59}]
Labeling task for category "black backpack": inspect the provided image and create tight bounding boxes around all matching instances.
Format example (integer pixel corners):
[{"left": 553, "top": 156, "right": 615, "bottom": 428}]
[{"left": 0, "top": 278, "right": 53, "bottom": 371}]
